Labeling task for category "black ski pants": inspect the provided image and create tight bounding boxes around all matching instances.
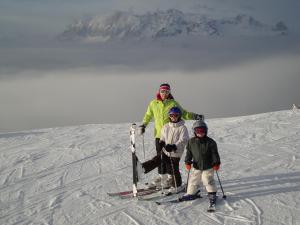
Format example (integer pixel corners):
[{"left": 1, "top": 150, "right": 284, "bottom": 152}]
[{"left": 142, "top": 138, "right": 182, "bottom": 186}]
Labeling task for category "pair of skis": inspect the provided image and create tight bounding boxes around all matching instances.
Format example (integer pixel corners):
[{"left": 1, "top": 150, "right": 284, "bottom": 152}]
[{"left": 108, "top": 187, "right": 216, "bottom": 212}]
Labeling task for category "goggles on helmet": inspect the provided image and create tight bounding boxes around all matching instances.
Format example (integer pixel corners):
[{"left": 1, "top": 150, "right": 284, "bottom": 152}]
[
  {"left": 169, "top": 113, "right": 180, "bottom": 118},
  {"left": 194, "top": 127, "right": 206, "bottom": 134}
]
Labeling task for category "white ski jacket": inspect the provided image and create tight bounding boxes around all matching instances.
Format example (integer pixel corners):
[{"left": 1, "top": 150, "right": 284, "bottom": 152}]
[{"left": 160, "top": 120, "right": 189, "bottom": 158}]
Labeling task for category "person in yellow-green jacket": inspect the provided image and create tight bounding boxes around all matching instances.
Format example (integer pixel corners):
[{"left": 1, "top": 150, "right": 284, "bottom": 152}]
[{"left": 138, "top": 83, "right": 204, "bottom": 188}]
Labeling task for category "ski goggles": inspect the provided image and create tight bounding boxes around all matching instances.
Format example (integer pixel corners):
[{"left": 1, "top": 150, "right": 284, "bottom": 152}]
[
  {"left": 169, "top": 113, "right": 180, "bottom": 118},
  {"left": 160, "top": 89, "right": 170, "bottom": 94},
  {"left": 194, "top": 127, "right": 206, "bottom": 134}
]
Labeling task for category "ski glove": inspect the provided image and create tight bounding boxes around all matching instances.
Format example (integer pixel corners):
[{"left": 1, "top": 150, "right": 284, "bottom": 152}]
[
  {"left": 158, "top": 141, "right": 166, "bottom": 151},
  {"left": 138, "top": 124, "right": 146, "bottom": 135},
  {"left": 165, "top": 144, "right": 177, "bottom": 152},
  {"left": 185, "top": 163, "right": 191, "bottom": 171},
  {"left": 213, "top": 164, "right": 220, "bottom": 171},
  {"left": 194, "top": 114, "right": 204, "bottom": 121}
]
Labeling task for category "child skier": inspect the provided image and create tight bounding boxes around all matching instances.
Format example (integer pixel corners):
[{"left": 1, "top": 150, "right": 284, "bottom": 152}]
[
  {"left": 183, "top": 120, "right": 221, "bottom": 207},
  {"left": 141, "top": 106, "right": 189, "bottom": 193}
]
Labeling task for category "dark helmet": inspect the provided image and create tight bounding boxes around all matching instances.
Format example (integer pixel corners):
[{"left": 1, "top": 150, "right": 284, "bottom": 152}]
[
  {"left": 168, "top": 106, "right": 182, "bottom": 117},
  {"left": 192, "top": 120, "right": 208, "bottom": 134}
]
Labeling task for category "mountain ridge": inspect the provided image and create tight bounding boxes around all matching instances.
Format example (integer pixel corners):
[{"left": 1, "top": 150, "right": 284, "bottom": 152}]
[{"left": 60, "top": 9, "right": 288, "bottom": 42}]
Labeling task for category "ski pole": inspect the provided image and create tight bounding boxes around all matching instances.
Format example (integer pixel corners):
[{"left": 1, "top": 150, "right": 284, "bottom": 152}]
[
  {"left": 185, "top": 169, "right": 190, "bottom": 192},
  {"left": 142, "top": 134, "right": 146, "bottom": 160},
  {"left": 130, "top": 123, "right": 138, "bottom": 197},
  {"left": 216, "top": 170, "right": 227, "bottom": 199},
  {"left": 169, "top": 155, "right": 178, "bottom": 193},
  {"left": 160, "top": 148, "right": 164, "bottom": 194}
]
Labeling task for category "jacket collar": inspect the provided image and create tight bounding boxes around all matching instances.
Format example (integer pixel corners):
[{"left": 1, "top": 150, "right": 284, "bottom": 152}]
[
  {"left": 194, "top": 135, "right": 208, "bottom": 142},
  {"left": 168, "top": 120, "right": 185, "bottom": 128}
]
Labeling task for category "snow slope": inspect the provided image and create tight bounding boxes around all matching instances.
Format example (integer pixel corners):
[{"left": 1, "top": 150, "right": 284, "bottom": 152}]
[{"left": 0, "top": 110, "right": 300, "bottom": 225}]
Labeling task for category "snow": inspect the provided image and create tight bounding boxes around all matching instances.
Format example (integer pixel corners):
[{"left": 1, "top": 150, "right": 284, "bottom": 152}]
[{"left": 0, "top": 110, "right": 300, "bottom": 225}]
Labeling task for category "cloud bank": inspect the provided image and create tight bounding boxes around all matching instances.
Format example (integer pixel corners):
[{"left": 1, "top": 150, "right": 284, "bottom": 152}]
[{"left": 0, "top": 53, "right": 299, "bottom": 132}]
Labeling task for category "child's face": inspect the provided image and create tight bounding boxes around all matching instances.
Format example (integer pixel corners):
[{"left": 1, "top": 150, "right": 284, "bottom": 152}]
[
  {"left": 169, "top": 113, "right": 180, "bottom": 122},
  {"left": 195, "top": 127, "right": 206, "bottom": 138}
]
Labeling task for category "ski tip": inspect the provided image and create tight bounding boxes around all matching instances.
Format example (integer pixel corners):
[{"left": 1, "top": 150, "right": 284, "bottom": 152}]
[{"left": 207, "top": 209, "right": 215, "bottom": 213}]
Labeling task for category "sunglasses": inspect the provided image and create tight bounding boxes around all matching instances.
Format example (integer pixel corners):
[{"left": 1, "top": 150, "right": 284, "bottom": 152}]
[{"left": 160, "top": 90, "right": 170, "bottom": 94}]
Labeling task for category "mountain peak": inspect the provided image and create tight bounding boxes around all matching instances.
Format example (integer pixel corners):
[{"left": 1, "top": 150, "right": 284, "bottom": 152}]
[{"left": 60, "top": 9, "right": 288, "bottom": 42}]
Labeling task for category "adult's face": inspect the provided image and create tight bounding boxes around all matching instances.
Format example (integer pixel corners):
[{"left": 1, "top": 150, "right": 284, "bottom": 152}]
[{"left": 160, "top": 90, "right": 170, "bottom": 100}]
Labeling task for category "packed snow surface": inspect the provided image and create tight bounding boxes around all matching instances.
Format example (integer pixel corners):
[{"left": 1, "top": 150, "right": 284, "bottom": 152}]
[{"left": 0, "top": 110, "right": 299, "bottom": 225}]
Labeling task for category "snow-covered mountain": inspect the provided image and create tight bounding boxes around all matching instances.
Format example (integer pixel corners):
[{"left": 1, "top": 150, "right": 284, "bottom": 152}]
[
  {"left": 60, "top": 9, "right": 288, "bottom": 42},
  {"left": 0, "top": 110, "right": 300, "bottom": 224}
]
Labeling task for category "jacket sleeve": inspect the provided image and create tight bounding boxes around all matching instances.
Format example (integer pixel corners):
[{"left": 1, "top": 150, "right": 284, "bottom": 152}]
[
  {"left": 176, "top": 101, "right": 197, "bottom": 120},
  {"left": 142, "top": 101, "right": 154, "bottom": 126},
  {"left": 184, "top": 140, "right": 193, "bottom": 164},
  {"left": 175, "top": 126, "right": 189, "bottom": 155},
  {"left": 210, "top": 140, "right": 221, "bottom": 166}
]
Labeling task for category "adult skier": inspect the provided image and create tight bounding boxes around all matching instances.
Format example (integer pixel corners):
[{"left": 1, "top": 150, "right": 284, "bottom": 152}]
[
  {"left": 141, "top": 107, "right": 189, "bottom": 193},
  {"left": 139, "top": 83, "right": 204, "bottom": 188},
  {"left": 183, "top": 121, "right": 221, "bottom": 208}
]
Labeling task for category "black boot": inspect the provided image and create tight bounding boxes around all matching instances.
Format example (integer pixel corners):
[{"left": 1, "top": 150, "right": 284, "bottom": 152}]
[{"left": 208, "top": 192, "right": 217, "bottom": 205}]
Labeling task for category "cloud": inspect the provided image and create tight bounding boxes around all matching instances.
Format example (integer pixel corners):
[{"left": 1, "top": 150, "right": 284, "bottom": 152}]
[
  {"left": 0, "top": 35, "right": 299, "bottom": 77},
  {"left": 0, "top": 53, "right": 300, "bottom": 132}
]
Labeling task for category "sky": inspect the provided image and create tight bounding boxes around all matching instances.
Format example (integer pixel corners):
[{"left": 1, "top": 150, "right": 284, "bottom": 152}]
[{"left": 0, "top": 0, "right": 300, "bottom": 132}]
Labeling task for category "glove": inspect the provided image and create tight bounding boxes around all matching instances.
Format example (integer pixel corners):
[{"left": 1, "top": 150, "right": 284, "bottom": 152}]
[
  {"left": 138, "top": 124, "right": 146, "bottom": 135},
  {"left": 185, "top": 163, "right": 191, "bottom": 171},
  {"left": 158, "top": 141, "right": 165, "bottom": 151},
  {"left": 194, "top": 114, "right": 204, "bottom": 121},
  {"left": 213, "top": 164, "right": 220, "bottom": 171},
  {"left": 165, "top": 144, "right": 177, "bottom": 152}
]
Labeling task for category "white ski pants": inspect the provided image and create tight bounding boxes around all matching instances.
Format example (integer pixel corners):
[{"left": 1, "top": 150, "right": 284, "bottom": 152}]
[{"left": 186, "top": 168, "right": 217, "bottom": 195}]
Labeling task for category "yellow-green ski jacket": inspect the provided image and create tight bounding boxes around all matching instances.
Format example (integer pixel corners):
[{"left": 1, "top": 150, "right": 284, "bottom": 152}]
[{"left": 142, "top": 94, "right": 196, "bottom": 138}]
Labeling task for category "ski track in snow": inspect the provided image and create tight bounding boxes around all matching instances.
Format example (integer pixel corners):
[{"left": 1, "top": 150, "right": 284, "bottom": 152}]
[{"left": 0, "top": 110, "right": 300, "bottom": 225}]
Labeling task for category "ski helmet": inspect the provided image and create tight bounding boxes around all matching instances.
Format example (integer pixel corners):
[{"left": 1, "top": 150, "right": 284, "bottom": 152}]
[
  {"left": 192, "top": 120, "right": 208, "bottom": 135},
  {"left": 168, "top": 106, "right": 181, "bottom": 116}
]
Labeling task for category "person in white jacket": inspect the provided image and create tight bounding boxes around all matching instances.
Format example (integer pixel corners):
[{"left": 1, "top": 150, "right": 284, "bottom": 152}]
[{"left": 141, "top": 107, "right": 189, "bottom": 190}]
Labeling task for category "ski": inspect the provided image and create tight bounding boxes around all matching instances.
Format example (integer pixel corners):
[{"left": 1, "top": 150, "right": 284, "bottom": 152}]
[
  {"left": 107, "top": 186, "right": 157, "bottom": 197},
  {"left": 138, "top": 191, "right": 179, "bottom": 202},
  {"left": 138, "top": 185, "right": 186, "bottom": 201},
  {"left": 156, "top": 194, "right": 202, "bottom": 205},
  {"left": 119, "top": 188, "right": 160, "bottom": 199},
  {"left": 130, "top": 123, "right": 138, "bottom": 197},
  {"left": 155, "top": 190, "right": 201, "bottom": 205}
]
